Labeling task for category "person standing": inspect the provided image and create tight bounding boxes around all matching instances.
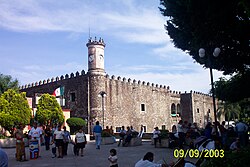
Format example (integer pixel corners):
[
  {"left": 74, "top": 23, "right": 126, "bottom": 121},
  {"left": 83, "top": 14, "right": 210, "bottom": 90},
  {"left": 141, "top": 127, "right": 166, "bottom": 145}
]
[
  {"left": 93, "top": 121, "right": 102, "bottom": 149},
  {"left": 138, "top": 125, "right": 144, "bottom": 138},
  {"left": 204, "top": 122, "right": 212, "bottom": 139},
  {"left": 52, "top": 125, "right": 64, "bottom": 158},
  {"left": 0, "top": 148, "right": 8, "bottom": 167},
  {"left": 153, "top": 127, "right": 161, "bottom": 148},
  {"left": 235, "top": 120, "right": 248, "bottom": 147},
  {"left": 177, "top": 120, "right": 185, "bottom": 149},
  {"left": 14, "top": 124, "right": 27, "bottom": 161},
  {"left": 28, "top": 122, "right": 43, "bottom": 157},
  {"left": 51, "top": 124, "right": 57, "bottom": 158},
  {"left": 44, "top": 125, "right": 52, "bottom": 150},
  {"left": 75, "top": 128, "right": 87, "bottom": 157},
  {"left": 219, "top": 121, "right": 227, "bottom": 148},
  {"left": 63, "top": 126, "right": 71, "bottom": 156}
]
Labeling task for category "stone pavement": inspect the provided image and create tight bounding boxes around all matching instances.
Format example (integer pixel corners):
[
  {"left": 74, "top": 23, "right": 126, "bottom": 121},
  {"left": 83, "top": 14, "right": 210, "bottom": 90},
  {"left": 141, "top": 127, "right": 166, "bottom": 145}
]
[{"left": 3, "top": 140, "right": 193, "bottom": 167}]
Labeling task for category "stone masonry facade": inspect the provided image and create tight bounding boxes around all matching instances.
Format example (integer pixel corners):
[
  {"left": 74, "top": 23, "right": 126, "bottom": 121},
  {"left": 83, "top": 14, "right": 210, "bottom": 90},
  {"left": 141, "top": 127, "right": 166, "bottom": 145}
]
[{"left": 20, "top": 37, "right": 219, "bottom": 134}]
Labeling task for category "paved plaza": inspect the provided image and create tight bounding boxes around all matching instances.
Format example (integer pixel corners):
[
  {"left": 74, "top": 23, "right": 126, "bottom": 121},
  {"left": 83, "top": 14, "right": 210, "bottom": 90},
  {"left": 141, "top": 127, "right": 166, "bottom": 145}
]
[{"left": 3, "top": 140, "right": 191, "bottom": 167}]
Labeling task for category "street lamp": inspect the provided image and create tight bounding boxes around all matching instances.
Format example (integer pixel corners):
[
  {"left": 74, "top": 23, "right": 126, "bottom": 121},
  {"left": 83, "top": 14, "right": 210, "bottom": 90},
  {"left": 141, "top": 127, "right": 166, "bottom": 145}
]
[
  {"left": 99, "top": 91, "right": 107, "bottom": 129},
  {"left": 199, "top": 47, "right": 221, "bottom": 133}
]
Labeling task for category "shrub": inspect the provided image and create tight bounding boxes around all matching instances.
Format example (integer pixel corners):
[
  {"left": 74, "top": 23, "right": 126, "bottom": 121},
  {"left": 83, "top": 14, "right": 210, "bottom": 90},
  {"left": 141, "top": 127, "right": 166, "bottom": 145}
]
[
  {"left": 101, "top": 131, "right": 111, "bottom": 137},
  {"left": 0, "top": 134, "right": 9, "bottom": 139},
  {"left": 66, "top": 117, "right": 86, "bottom": 134},
  {"left": 160, "top": 130, "right": 169, "bottom": 139}
]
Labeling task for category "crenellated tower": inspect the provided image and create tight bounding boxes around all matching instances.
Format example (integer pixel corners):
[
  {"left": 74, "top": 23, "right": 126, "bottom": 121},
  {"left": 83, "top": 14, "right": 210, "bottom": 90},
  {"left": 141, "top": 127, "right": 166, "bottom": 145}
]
[
  {"left": 87, "top": 37, "right": 106, "bottom": 75},
  {"left": 87, "top": 37, "right": 107, "bottom": 129}
]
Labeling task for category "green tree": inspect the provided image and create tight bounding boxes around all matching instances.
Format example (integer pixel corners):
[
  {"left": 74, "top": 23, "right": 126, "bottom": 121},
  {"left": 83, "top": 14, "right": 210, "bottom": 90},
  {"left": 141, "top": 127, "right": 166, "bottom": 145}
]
[
  {"left": 159, "top": 0, "right": 250, "bottom": 74},
  {"left": 0, "top": 89, "right": 31, "bottom": 135},
  {"left": 217, "top": 101, "right": 241, "bottom": 124},
  {"left": 0, "top": 74, "right": 19, "bottom": 95},
  {"left": 214, "top": 70, "right": 250, "bottom": 102},
  {"left": 35, "top": 94, "right": 64, "bottom": 125}
]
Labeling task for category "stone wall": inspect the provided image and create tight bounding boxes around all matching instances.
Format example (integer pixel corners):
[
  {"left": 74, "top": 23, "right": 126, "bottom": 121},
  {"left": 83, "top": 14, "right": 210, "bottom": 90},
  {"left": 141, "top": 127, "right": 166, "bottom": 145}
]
[
  {"left": 20, "top": 70, "right": 217, "bottom": 134},
  {"left": 20, "top": 70, "right": 89, "bottom": 130},
  {"left": 99, "top": 75, "right": 183, "bottom": 133}
]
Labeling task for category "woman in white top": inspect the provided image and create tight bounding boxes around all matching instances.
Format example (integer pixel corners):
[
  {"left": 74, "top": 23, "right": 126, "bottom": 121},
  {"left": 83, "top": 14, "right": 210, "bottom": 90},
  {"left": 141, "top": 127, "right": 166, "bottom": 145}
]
[
  {"left": 75, "top": 128, "right": 87, "bottom": 157},
  {"left": 153, "top": 127, "right": 161, "bottom": 148},
  {"left": 52, "top": 125, "right": 64, "bottom": 158}
]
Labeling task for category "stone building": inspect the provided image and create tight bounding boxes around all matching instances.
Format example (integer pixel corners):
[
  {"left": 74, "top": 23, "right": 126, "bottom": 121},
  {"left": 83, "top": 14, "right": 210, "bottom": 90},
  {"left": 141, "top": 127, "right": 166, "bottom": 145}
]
[{"left": 20, "top": 37, "right": 218, "bottom": 134}]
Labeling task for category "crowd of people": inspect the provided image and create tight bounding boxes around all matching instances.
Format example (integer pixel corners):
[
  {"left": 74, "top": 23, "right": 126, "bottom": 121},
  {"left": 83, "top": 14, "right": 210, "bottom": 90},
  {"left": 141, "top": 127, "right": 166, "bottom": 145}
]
[
  {"left": 1, "top": 119, "right": 247, "bottom": 167},
  {"left": 13, "top": 122, "right": 88, "bottom": 160},
  {"left": 169, "top": 119, "right": 249, "bottom": 151},
  {"left": 117, "top": 125, "right": 139, "bottom": 147}
]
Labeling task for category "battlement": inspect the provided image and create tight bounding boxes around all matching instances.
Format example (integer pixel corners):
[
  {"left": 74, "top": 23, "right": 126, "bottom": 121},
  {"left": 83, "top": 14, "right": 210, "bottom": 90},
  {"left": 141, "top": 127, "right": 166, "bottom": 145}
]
[
  {"left": 19, "top": 70, "right": 86, "bottom": 90},
  {"left": 105, "top": 74, "right": 187, "bottom": 94},
  {"left": 19, "top": 69, "right": 211, "bottom": 97},
  {"left": 182, "top": 90, "right": 211, "bottom": 97},
  {"left": 86, "top": 37, "right": 105, "bottom": 47}
]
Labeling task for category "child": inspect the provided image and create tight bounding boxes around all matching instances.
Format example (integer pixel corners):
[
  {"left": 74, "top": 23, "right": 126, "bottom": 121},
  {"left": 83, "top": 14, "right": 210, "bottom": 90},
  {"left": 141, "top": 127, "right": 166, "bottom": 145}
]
[
  {"left": 51, "top": 142, "right": 56, "bottom": 158},
  {"left": 108, "top": 149, "right": 118, "bottom": 167},
  {"left": 71, "top": 140, "right": 78, "bottom": 156}
]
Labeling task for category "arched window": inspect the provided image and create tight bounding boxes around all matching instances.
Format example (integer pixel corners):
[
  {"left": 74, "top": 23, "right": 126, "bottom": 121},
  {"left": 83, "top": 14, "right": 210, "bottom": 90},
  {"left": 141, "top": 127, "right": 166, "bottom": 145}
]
[
  {"left": 171, "top": 103, "right": 176, "bottom": 116},
  {"left": 177, "top": 104, "right": 181, "bottom": 116}
]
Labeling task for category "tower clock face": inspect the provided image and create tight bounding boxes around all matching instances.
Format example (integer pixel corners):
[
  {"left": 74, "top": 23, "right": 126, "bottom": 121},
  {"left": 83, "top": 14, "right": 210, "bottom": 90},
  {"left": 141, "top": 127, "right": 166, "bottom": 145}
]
[
  {"left": 99, "top": 54, "right": 103, "bottom": 60},
  {"left": 89, "top": 55, "right": 94, "bottom": 62}
]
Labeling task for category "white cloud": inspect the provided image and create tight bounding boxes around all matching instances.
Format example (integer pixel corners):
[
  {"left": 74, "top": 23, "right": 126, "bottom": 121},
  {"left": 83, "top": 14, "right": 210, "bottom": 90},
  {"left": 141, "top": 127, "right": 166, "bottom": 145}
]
[{"left": 0, "top": 0, "right": 167, "bottom": 45}]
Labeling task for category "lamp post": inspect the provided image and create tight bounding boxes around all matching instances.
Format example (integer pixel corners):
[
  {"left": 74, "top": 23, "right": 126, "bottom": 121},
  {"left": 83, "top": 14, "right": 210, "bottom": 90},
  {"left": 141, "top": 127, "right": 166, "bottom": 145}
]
[
  {"left": 99, "top": 91, "right": 106, "bottom": 129},
  {"left": 199, "top": 47, "right": 221, "bottom": 133}
]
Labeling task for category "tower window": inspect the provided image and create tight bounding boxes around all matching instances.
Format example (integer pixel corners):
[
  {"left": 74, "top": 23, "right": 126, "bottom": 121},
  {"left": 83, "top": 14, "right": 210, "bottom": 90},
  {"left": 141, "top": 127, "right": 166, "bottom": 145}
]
[
  {"left": 197, "top": 108, "right": 199, "bottom": 113},
  {"left": 171, "top": 103, "right": 177, "bottom": 117},
  {"left": 141, "top": 104, "right": 145, "bottom": 112},
  {"left": 70, "top": 92, "right": 76, "bottom": 102},
  {"left": 208, "top": 109, "right": 210, "bottom": 113}
]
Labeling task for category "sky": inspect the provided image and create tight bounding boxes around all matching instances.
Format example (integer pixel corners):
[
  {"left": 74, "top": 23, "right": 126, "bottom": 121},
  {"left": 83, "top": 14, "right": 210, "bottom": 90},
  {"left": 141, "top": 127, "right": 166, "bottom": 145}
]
[{"left": 0, "top": 0, "right": 227, "bottom": 94}]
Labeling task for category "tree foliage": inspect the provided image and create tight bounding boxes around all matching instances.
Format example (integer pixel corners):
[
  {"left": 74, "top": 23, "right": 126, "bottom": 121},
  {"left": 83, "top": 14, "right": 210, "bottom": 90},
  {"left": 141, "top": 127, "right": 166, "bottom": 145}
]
[
  {"left": 214, "top": 70, "right": 250, "bottom": 102},
  {"left": 0, "top": 74, "right": 19, "bottom": 95},
  {"left": 35, "top": 94, "right": 64, "bottom": 125},
  {"left": 217, "top": 101, "right": 241, "bottom": 122},
  {"left": 159, "top": 0, "right": 250, "bottom": 74},
  {"left": 0, "top": 89, "right": 31, "bottom": 135}
]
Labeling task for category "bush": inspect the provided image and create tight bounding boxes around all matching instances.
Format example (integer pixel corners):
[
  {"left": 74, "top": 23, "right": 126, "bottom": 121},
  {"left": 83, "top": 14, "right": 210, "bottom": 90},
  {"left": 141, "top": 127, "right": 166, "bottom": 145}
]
[
  {"left": 160, "top": 130, "right": 169, "bottom": 139},
  {"left": 101, "top": 131, "right": 111, "bottom": 137},
  {"left": 0, "top": 134, "right": 9, "bottom": 139},
  {"left": 66, "top": 117, "right": 86, "bottom": 134}
]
